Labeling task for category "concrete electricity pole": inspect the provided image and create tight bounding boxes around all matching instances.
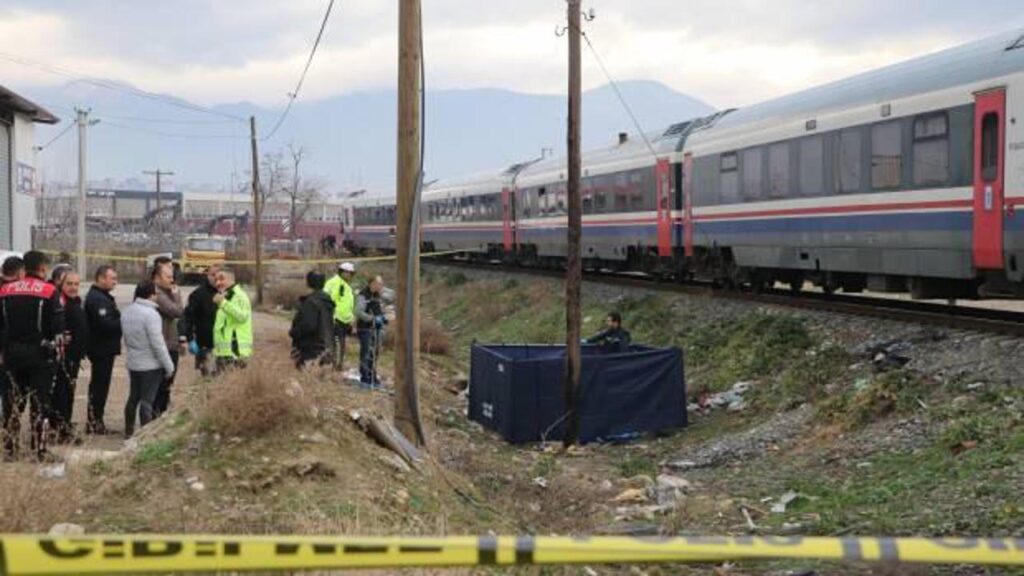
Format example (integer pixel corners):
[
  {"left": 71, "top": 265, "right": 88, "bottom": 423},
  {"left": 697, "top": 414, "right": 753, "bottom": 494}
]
[
  {"left": 75, "top": 108, "right": 94, "bottom": 279},
  {"left": 250, "top": 116, "right": 264, "bottom": 306},
  {"left": 394, "top": 0, "right": 426, "bottom": 446},
  {"left": 563, "top": 0, "right": 583, "bottom": 447},
  {"left": 143, "top": 169, "right": 175, "bottom": 210}
]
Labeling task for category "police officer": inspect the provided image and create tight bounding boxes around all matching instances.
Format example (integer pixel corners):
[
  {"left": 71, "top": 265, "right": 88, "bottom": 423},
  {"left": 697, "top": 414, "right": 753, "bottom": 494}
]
[
  {"left": 212, "top": 268, "right": 253, "bottom": 372},
  {"left": 0, "top": 250, "right": 64, "bottom": 460},
  {"left": 53, "top": 270, "right": 87, "bottom": 443},
  {"left": 323, "top": 261, "right": 356, "bottom": 371},
  {"left": 85, "top": 265, "right": 121, "bottom": 434},
  {"left": 355, "top": 275, "right": 386, "bottom": 388},
  {"left": 583, "top": 311, "right": 632, "bottom": 354}
]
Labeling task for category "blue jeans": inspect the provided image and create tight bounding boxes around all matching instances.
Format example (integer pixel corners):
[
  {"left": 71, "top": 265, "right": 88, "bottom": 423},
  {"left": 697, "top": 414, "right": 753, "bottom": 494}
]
[{"left": 358, "top": 329, "right": 380, "bottom": 386}]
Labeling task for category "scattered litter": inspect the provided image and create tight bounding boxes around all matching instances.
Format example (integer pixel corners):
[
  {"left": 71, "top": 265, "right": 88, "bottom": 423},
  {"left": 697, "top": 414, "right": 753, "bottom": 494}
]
[
  {"left": 611, "top": 488, "right": 648, "bottom": 504},
  {"left": 532, "top": 477, "right": 548, "bottom": 489},
  {"left": 48, "top": 523, "right": 85, "bottom": 536},
  {"left": 780, "top": 522, "right": 805, "bottom": 535},
  {"left": 967, "top": 382, "right": 986, "bottom": 391},
  {"left": 856, "top": 461, "right": 873, "bottom": 469},
  {"left": 667, "top": 460, "right": 699, "bottom": 471},
  {"left": 703, "top": 381, "right": 757, "bottom": 413},
  {"left": 189, "top": 481, "right": 206, "bottom": 492},
  {"left": 583, "top": 567, "right": 599, "bottom": 576},
  {"left": 771, "top": 491, "right": 802, "bottom": 514},
  {"left": 654, "top": 474, "right": 692, "bottom": 506},
  {"left": 740, "top": 506, "right": 757, "bottom": 531},
  {"left": 39, "top": 463, "right": 67, "bottom": 479},
  {"left": 298, "top": 431, "right": 330, "bottom": 444}
]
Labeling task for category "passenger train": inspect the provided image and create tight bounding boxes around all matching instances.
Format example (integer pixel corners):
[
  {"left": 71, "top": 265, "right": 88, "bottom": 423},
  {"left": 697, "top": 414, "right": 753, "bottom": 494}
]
[{"left": 343, "top": 29, "right": 1024, "bottom": 299}]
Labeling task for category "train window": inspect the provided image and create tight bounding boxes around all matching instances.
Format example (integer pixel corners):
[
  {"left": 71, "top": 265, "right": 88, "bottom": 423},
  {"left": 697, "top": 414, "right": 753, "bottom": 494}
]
[
  {"left": 720, "top": 152, "right": 739, "bottom": 203},
  {"left": 768, "top": 143, "right": 790, "bottom": 198},
  {"left": 742, "top": 148, "right": 764, "bottom": 200},
  {"left": 799, "top": 136, "right": 824, "bottom": 196},
  {"left": 595, "top": 189, "right": 608, "bottom": 213},
  {"left": 913, "top": 113, "right": 949, "bottom": 186},
  {"left": 871, "top": 121, "right": 902, "bottom": 189},
  {"left": 981, "top": 112, "right": 1000, "bottom": 183},
  {"left": 835, "top": 129, "right": 862, "bottom": 193}
]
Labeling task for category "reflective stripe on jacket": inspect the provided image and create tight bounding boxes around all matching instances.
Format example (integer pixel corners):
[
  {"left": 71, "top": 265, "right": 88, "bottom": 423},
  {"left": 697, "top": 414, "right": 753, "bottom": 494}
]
[
  {"left": 213, "top": 285, "right": 253, "bottom": 359},
  {"left": 323, "top": 275, "right": 355, "bottom": 325}
]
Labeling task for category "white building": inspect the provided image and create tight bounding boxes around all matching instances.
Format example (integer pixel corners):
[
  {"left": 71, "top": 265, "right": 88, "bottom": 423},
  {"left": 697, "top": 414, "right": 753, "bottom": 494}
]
[{"left": 0, "top": 86, "right": 58, "bottom": 250}]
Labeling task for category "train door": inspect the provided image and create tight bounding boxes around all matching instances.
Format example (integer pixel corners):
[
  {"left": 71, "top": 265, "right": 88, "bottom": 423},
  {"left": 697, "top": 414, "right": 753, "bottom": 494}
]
[
  {"left": 683, "top": 153, "right": 695, "bottom": 257},
  {"left": 343, "top": 207, "right": 355, "bottom": 244},
  {"left": 501, "top": 187, "right": 515, "bottom": 253},
  {"left": 973, "top": 89, "right": 1006, "bottom": 270},
  {"left": 655, "top": 158, "right": 672, "bottom": 257}
]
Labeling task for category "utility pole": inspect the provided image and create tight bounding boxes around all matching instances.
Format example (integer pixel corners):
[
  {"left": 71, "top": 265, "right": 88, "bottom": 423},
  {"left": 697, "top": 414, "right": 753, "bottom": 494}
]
[
  {"left": 143, "top": 169, "right": 174, "bottom": 211},
  {"left": 75, "top": 108, "right": 90, "bottom": 279},
  {"left": 249, "top": 116, "right": 263, "bottom": 305},
  {"left": 563, "top": 0, "right": 583, "bottom": 447},
  {"left": 394, "top": 0, "right": 426, "bottom": 446}
]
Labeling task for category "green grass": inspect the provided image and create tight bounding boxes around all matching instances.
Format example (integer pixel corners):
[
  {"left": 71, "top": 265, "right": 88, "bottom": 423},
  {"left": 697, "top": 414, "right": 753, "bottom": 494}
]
[
  {"left": 133, "top": 438, "right": 182, "bottom": 468},
  {"left": 615, "top": 453, "right": 658, "bottom": 479},
  {"left": 817, "top": 370, "right": 931, "bottom": 428}
]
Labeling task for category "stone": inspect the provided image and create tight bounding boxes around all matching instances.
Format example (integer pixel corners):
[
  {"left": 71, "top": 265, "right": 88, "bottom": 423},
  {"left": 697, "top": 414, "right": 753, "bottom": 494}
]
[
  {"left": 48, "top": 523, "right": 85, "bottom": 536},
  {"left": 298, "top": 432, "right": 330, "bottom": 444},
  {"left": 967, "top": 382, "right": 986, "bottom": 391},
  {"left": 39, "top": 463, "right": 66, "bottom": 479},
  {"left": 189, "top": 482, "right": 206, "bottom": 492},
  {"left": 395, "top": 489, "right": 410, "bottom": 504},
  {"left": 655, "top": 474, "right": 692, "bottom": 492}
]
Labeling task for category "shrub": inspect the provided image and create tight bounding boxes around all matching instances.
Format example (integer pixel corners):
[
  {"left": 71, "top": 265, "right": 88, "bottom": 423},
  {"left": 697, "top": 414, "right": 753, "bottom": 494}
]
[
  {"left": 381, "top": 317, "right": 451, "bottom": 355},
  {"left": 266, "top": 280, "right": 309, "bottom": 311},
  {"left": 202, "top": 364, "right": 311, "bottom": 437}
]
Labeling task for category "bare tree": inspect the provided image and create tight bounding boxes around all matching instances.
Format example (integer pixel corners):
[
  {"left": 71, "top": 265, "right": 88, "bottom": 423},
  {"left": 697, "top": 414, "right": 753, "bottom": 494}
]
[
  {"left": 258, "top": 150, "right": 289, "bottom": 212},
  {"left": 282, "top": 143, "right": 325, "bottom": 242}
]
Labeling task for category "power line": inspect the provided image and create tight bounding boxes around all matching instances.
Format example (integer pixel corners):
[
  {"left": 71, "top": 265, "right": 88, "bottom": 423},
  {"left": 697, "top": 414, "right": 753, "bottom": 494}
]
[
  {"left": 579, "top": 30, "right": 659, "bottom": 158},
  {"left": 34, "top": 122, "right": 75, "bottom": 152},
  {"left": 262, "top": 0, "right": 336, "bottom": 141},
  {"left": 99, "top": 118, "right": 245, "bottom": 140},
  {"left": 0, "top": 51, "right": 247, "bottom": 123},
  {"left": 96, "top": 112, "right": 238, "bottom": 125}
]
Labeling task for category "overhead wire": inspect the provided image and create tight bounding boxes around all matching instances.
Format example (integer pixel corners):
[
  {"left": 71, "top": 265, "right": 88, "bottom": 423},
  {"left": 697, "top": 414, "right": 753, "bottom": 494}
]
[
  {"left": 578, "top": 28, "right": 659, "bottom": 159},
  {"left": 261, "top": 0, "right": 336, "bottom": 141},
  {"left": 99, "top": 118, "right": 246, "bottom": 140},
  {"left": 0, "top": 51, "right": 247, "bottom": 123},
  {"left": 34, "top": 121, "right": 75, "bottom": 152}
]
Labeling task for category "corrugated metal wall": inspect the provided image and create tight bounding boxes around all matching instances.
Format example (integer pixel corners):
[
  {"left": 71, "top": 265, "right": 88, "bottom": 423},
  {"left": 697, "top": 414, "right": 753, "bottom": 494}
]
[{"left": 0, "top": 121, "right": 11, "bottom": 250}]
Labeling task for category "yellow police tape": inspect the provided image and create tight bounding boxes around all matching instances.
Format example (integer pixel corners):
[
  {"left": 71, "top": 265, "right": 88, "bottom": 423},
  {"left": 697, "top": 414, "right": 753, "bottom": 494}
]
[
  {"left": 0, "top": 535, "right": 1019, "bottom": 574},
  {"left": 37, "top": 249, "right": 466, "bottom": 266}
]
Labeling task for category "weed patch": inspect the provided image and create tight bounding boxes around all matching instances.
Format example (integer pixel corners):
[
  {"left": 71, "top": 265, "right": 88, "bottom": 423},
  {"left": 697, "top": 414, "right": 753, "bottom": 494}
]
[
  {"left": 134, "top": 438, "right": 181, "bottom": 467},
  {"left": 616, "top": 453, "right": 657, "bottom": 478},
  {"left": 818, "top": 370, "right": 930, "bottom": 428},
  {"left": 201, "top": 364, "right": 311, "bottom": 437}
]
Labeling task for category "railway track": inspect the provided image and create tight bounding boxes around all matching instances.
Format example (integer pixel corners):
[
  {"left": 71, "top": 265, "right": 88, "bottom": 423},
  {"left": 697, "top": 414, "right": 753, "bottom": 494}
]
[{"left": 428, "top": 259, "right": 1024, "bottom": 338}]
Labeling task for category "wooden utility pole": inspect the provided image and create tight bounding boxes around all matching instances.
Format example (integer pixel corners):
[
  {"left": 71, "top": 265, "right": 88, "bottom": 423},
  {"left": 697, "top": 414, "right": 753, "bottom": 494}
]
[
  {"left": 394, "top": 0, "right": 426, "bottom": 446},
  {"left": 249, "top": 116, "right": 264, "bottom": 305},
  {"left": 143, "top": 169, "right": 174, "bottom": 210},
  {"left": 563, "top": 0, "right": 583, "bottom": 447}
]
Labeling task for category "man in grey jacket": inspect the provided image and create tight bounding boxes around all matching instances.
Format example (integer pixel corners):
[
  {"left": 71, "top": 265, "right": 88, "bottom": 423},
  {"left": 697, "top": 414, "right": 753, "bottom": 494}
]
[
  {"left": 121, "top": 282, "right": 175, "bottom": 437},
  {"left": 151, "top": 258, "right": 184, "bottom": 416}
]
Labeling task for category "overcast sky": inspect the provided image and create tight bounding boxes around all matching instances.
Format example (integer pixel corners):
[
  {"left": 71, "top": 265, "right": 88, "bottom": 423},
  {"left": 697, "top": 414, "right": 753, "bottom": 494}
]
[{"left": 3, "top": 1, "right": 1024, "bottom": 111}]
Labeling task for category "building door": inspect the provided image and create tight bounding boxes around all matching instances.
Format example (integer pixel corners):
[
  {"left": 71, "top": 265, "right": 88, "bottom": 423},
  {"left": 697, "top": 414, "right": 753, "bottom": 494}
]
[{"left": 973, "top": 89, "right": 1006, "bottom": 270}]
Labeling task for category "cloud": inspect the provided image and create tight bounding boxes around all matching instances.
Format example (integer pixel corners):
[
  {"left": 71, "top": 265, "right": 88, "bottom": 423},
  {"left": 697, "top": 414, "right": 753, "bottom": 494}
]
[{"left": 1, "top": 0, "right": 1022, "bottom": 110}]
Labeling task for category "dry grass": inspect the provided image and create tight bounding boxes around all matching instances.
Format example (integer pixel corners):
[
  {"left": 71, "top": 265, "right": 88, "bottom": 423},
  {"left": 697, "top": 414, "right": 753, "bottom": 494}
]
[
  {"left": 0, "top": 467, "right": 82, "bottom": 532},
  {"left": 265, "top": 279, "right": 308, "bottom": 311},
  {"left": 382, "top": 317, "right": 451, "bottom": 356},
  {"left": 201, "top": 364, "right": 312, "bottom": 437}
]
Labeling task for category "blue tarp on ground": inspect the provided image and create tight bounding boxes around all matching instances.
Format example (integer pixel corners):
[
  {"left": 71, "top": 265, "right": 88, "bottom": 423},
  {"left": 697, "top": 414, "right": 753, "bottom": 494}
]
[{"left": 468, "top": 344, "right": 686, "bottom": 444}]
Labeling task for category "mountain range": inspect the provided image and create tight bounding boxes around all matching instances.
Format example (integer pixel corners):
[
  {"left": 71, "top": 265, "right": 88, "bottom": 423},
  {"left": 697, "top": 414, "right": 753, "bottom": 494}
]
[{"left": 26, "top": 80, "right": 714, "bottom": 195}]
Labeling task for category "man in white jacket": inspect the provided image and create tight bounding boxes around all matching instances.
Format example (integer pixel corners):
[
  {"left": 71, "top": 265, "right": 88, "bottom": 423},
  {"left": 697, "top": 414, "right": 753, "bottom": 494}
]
[{"left": 120, "top": 282, "right": 175, "bottom": 437}]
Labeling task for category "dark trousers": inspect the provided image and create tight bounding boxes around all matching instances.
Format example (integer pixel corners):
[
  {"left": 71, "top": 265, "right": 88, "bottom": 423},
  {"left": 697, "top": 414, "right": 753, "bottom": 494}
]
[
  {"left": 87, "top": 354, "right": 116, "bottom": 426},
  {"left": 357, "top": 329, "right": 380, "bottom": 385},
  {"left": 51, "top": 360, "right": 80, "bottom": 437},
  {"left": 195, "top": 348, "right": 214, "bottom": 377},
  {"left": 124, "top": 369, "right": 163, "bottom": 437},
  {"left": 214, "top": 357, "right": 246, "bottom": 374},
  {"left": 3, "top": 363, "right": 55, "bottom": 458},
  {"left": 332, "top": 321, "right": 350, "bottom": 372},
  {"left": 154, "top": 350, "right": 179, "bottom": 416}
]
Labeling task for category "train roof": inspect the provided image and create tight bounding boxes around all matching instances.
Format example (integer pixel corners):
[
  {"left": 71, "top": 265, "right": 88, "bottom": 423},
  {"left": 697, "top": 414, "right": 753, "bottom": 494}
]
[
  {"left": 705, "top": 27, "right": 1024, "bottom": 134},
  {"left": 422, "top": 169, "right": 512, "bottom": 201}
]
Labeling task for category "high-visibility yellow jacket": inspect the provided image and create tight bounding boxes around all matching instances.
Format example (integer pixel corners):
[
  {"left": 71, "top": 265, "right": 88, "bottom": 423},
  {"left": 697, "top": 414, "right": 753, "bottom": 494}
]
[
  {"left": 323, "top": 274, "right": 355, "bottom": 325},
  {"left": 213, "top": 284, "right": 253, "bottom": 359}
]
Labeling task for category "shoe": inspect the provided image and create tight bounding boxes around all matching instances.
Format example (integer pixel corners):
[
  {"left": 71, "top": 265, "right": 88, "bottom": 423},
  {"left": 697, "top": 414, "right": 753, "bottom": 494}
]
[{"left": 86, "top": 421, "right": 108, "bottom": 435}]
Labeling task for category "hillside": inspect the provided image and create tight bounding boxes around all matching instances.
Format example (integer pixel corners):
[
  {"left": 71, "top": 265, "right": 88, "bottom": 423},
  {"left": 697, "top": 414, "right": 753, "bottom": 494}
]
[{"left": 27, "top": 80, "right": 714, "bottom": 192}]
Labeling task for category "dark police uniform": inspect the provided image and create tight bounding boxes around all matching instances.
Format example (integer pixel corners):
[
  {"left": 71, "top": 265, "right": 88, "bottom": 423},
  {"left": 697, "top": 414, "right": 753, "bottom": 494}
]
[
  {"left": 0, "top": 274, "right": 64, "bottom": 459},
  {"left": 84, "top": 284, "right": 121, "bottom": 433}
]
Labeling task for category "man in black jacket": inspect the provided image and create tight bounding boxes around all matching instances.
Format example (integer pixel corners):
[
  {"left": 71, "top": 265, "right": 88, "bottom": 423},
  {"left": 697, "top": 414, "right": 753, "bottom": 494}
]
[
  {"left": 180, "top": 264, "right": 220, "bottom": 376},
  {"left": 289, "top": 271, "right": 335, "bottom": 369},
  {"left": 0, "top": 256, "right": 24, "bottom": 410},
  {"left": 584, "top": 311, "right": 632, "bottom": 354},
  {"left": 52, "top": 270, "right": 88, "bottom": 443},
  {"left": 84, "top": 265, "right": 121, "bottom": 435},
  {"left": 0, "top": 250, "right": 64, "bottom": 460}
]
